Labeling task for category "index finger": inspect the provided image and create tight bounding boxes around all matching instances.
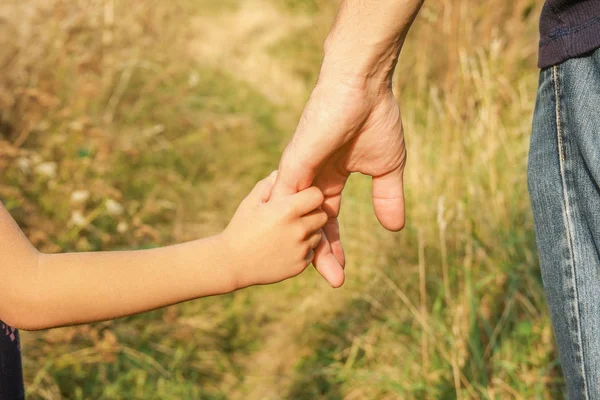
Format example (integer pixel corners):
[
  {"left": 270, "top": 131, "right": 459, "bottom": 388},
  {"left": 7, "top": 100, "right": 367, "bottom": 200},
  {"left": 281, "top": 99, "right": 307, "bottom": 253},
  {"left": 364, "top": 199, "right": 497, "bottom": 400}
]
[{"left": 288, "top": 186, "right": 324, "bottom": 216}]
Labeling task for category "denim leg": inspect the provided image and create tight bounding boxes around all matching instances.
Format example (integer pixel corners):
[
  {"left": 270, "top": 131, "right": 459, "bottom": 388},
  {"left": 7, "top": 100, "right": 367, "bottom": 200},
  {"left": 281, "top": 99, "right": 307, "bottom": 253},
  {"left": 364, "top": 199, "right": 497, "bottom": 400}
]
[{"left": 528, "top": 49, "right": 600, "bottom": 399}]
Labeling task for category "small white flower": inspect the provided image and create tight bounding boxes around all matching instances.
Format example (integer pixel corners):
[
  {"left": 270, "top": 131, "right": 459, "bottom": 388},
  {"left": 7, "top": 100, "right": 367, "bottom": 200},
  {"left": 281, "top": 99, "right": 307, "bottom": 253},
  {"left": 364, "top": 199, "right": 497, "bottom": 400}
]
[
  {"left": 35, "top": 120, "right": 50, "bottom": 132},
  {"left": 70, "top": 210, "right": 87, "bottom": 227},
  {"left": 157, "top": 199, "right": 176, "bottom": 210},
  {"left": 35, "top": 162, "right": 57, "bottom": 178},
  {"left": 143, "top": 124, "right": 165, "bottom": 138},
  {"left": 16, "top": 157, "right": 30, "bottom": 173},
  {"left": 71, "top": 190, "right": 90, "bottom": 204},
  {"left": 188, "top": 72, "right": 200, "bottom": 88},
  {"left": 117, "top": 222, "right": 128, "bottom": 233},
  {"left": 30, "top": 153, "right": 42, "bottom": 164},
  {"left": 105, "top": 199, "right": 124, "bottom": 216},
  {"left": 69, "top": 120, "right": 85, "bottom": 132}
]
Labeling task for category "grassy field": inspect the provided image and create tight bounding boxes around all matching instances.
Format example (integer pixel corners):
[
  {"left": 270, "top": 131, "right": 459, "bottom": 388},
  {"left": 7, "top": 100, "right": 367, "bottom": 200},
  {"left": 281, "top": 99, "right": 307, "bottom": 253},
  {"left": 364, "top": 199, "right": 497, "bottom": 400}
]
[{"left": 0, "top": 0, "right": 563, "bottom": 398}]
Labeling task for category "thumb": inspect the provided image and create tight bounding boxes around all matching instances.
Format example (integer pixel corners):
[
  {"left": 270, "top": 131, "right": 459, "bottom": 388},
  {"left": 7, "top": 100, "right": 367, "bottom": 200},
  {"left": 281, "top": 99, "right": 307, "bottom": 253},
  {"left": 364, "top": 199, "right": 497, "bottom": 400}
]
[
  {"left": 246, "top": 170, "right": 278, "bottom": 204},
  {"left": 372, "top": 166, "right": 406, "bottom": 231}
]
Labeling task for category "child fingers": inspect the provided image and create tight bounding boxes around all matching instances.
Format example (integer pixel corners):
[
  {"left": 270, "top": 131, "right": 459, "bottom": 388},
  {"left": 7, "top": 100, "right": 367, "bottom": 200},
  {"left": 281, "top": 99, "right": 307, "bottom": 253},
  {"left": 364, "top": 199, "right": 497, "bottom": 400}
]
[
  {"left": 304, "top": 248, "right": 315, "bottom": 264},
  {"left": 247, "top": 170, "right": 278, "bottom": 203},
  {"left": 289, "top": 186, "right": 324, "bottom": 216},
  {"left": 306, "top": 231, "right": 323, "bottom": 250},
  {"left": 302, "top": 209, "right": 329, "bottom": 233}
]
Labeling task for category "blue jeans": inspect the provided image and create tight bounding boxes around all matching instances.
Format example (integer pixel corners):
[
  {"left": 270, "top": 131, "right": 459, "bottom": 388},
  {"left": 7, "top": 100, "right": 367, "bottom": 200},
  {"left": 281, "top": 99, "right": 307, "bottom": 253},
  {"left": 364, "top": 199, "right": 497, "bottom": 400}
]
[{"left": 528, "top": 47, "right": 600, "bottom": 399}]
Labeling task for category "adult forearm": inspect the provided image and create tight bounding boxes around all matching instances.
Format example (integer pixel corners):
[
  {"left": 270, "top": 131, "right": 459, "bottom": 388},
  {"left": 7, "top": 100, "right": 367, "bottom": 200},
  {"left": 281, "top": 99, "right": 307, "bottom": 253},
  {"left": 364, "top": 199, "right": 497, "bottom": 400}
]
[
  {"left": 19, "top": 235, "right": 234, "bottom": 330},
  {"left": 319, "top": 0, "right": 424, "bottom": 89}
]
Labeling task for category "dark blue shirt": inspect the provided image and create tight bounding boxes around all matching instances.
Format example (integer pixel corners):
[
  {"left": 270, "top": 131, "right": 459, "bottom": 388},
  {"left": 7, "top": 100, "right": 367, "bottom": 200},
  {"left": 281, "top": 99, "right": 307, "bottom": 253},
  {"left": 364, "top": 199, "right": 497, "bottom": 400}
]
[
  {"left": 539, "top": 0, "right": 600, "bottom": 67},
  {"left": 0, "top": 321, "right": 24, "bottom": 400}
]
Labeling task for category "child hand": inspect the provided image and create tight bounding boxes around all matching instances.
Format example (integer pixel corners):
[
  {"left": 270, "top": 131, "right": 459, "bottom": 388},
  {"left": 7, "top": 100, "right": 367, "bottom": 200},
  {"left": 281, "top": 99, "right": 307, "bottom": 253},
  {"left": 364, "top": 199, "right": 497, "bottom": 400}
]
[{"left": 221, "top": 171, "right": 328, "bottom": 289}]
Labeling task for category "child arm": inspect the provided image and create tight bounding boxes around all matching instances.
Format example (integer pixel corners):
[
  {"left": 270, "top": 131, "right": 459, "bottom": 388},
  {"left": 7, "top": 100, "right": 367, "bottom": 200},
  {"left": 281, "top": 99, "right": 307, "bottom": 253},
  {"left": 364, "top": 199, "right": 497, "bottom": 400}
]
[
  {"left": 1, "top": 204, "right": 236, "bottom": 330},
  {"left": 0, "top": 172, "right": 326, "bottom": 330}
]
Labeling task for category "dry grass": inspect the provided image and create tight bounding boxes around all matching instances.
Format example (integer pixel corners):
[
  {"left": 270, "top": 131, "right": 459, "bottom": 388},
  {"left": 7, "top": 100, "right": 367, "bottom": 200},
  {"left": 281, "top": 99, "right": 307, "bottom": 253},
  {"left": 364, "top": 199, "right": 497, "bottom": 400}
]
[{"left": 0, "top": 0, "right": 563, "bottom": 398}]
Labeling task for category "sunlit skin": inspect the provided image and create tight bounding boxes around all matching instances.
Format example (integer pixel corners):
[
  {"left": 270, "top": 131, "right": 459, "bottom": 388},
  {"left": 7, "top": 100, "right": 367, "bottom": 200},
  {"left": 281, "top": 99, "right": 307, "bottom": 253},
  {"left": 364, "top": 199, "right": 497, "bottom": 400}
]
[
  {"left": 0, "top": 172, "right": 326, "bottom": 330},
  {"left": 0, "top": 0, "right": 426, "bottom": 328},
  {"left": 272, "top": 0, "right": 425, "bottom": 287}
]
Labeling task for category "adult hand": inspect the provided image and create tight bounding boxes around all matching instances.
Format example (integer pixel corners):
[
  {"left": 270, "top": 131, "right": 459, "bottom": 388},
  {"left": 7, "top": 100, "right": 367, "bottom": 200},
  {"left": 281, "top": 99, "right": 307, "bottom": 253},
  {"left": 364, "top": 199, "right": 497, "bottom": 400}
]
[{"left": 271, "top": 79, "right": 406, "bottom": 288}]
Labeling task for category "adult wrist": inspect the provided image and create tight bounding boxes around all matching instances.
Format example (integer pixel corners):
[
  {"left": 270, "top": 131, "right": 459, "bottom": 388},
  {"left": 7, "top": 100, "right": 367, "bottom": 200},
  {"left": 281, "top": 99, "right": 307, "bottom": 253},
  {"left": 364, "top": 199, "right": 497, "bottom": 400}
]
[
  {"left": 318, "top": 34, "right": 401, "bottom": 93},
  {"left": 318, "top": 0, "right": 424, "bottom": 92}
]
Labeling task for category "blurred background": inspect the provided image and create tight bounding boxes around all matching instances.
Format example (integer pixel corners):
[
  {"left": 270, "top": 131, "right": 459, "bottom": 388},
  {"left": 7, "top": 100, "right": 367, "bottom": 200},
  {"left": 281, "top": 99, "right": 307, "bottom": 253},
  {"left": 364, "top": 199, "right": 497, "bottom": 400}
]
[{"left": 0, "top": 0, "right": 560, "bottom": 398}]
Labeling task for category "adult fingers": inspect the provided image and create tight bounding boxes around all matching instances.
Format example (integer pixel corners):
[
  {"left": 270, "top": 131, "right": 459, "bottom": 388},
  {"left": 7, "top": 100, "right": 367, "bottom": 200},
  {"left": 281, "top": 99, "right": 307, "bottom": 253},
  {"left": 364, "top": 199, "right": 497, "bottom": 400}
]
[
  {"left": 312, "top": 232, "right": 345, "bottom": 288},
  {"left": 323, "top": 216, "right": 345, "bottom": 269},
  {"left": 271, "top": 84, "right": 354, "bottom": 200},
  {"left": 313, "top": 164, "right": 347, "bottom": 268},
  {"left": 372, "top": 165, "right": 406, "bottom": 231},
  {"left": 271, "top": 141, "right": 321, "bottom": 198},
  {"left": 320, "top": 193, "right": 345, "bottom": 268}
]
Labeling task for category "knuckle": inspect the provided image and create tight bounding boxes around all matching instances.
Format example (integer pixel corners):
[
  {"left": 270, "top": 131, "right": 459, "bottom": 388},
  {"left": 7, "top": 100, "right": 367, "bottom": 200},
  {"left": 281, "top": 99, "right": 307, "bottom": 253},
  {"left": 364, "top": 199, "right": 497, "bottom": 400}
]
[
  {"left": 267, "top": 209, "right": 282, "bottom": 226},
  {"left": 277, "top": 202, "right": 294, "bottom": 219},
  {"left": 293, "top": 224, "right": 306, "bottom": 241},
  {"left": 284, "top": 202, "right": 296, "bottom": 216},
  {"left": 310, "top": 186, "right": 324, "bottom": 203}
]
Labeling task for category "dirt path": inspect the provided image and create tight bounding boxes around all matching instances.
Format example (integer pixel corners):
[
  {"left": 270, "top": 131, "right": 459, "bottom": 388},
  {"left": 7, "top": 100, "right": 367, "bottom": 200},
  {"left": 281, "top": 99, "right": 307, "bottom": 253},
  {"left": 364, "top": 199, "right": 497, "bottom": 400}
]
[
  {"left": 189, "top": 0, "right": 311, "bottom": 107},
  {"left": 189, "top": 3, "right": 353, "bottom": 398},
  {"left": 232, "top": 291, "right": 337, "bottom": 399}
]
